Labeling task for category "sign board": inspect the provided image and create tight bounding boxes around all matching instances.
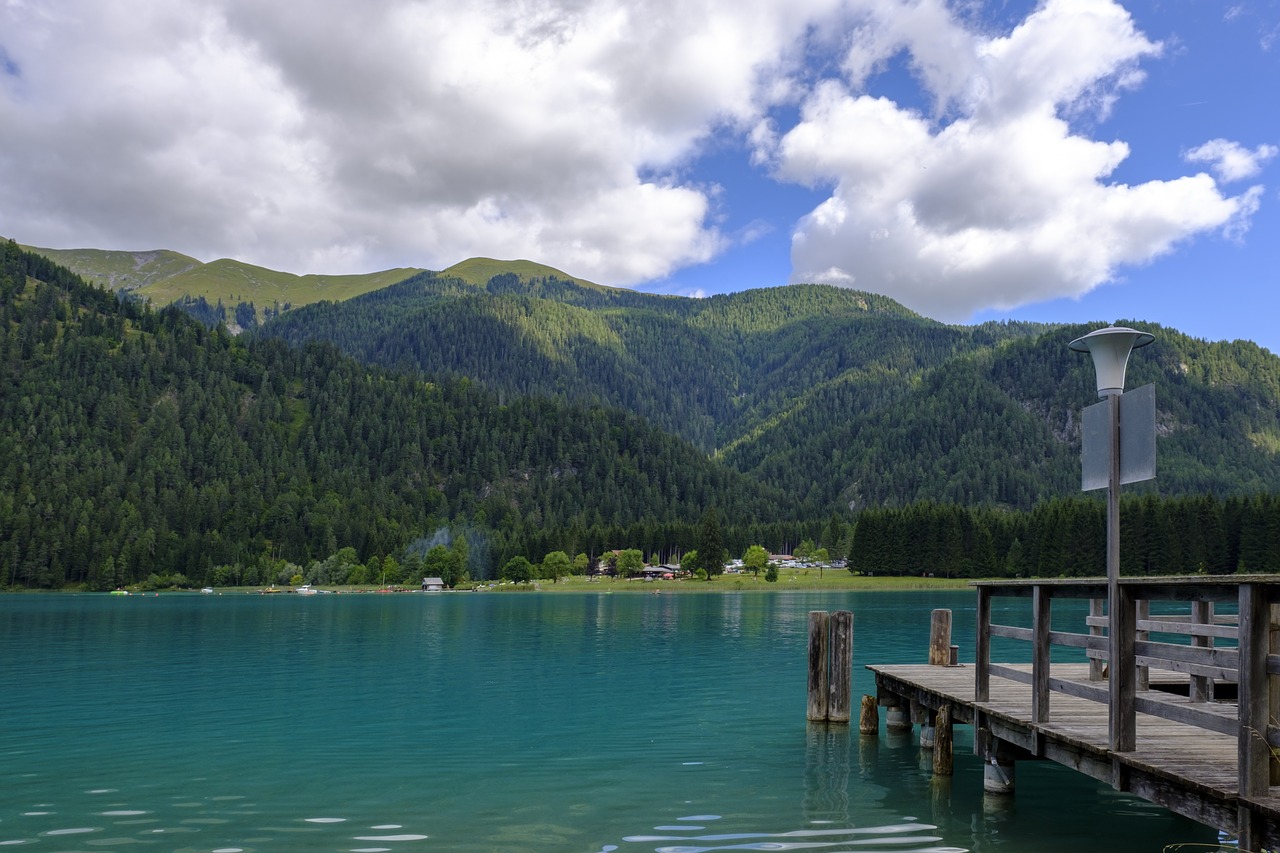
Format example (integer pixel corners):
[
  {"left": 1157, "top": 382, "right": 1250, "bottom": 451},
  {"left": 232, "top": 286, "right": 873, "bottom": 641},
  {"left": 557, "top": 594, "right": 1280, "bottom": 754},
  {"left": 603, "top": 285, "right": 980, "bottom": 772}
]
[{"left": 1081, "top": 383, "right": 1156, "bottom": 491}]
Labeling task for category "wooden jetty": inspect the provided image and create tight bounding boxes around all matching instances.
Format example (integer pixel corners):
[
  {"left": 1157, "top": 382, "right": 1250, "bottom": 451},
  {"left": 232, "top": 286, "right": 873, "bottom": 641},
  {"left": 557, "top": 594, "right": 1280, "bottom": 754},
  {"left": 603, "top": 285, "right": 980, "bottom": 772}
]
[{"left": 868, "top": 576, "right": 1280, "bottom": 851}]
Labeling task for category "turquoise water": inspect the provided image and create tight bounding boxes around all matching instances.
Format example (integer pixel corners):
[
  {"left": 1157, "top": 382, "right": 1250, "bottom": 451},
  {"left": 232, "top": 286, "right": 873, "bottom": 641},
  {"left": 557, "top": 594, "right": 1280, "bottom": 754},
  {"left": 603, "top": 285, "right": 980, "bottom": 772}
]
[{"left": 0, "top": 590, "right": 1215, "bottom": 852}]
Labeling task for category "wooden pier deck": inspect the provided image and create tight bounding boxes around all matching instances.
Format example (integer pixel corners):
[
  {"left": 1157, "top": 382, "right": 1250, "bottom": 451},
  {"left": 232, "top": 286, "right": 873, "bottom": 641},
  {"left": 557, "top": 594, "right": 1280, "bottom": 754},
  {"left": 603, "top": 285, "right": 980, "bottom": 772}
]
[{"left": 866, "top": 577, "right": 1280, "bottom": 850}]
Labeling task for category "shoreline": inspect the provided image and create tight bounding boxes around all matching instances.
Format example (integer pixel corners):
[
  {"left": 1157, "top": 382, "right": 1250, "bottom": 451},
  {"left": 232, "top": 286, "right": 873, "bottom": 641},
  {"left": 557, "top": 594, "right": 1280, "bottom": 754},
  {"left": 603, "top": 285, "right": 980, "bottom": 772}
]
[{"left": 4, "top": 571, "right": 976, "bottom": 595}]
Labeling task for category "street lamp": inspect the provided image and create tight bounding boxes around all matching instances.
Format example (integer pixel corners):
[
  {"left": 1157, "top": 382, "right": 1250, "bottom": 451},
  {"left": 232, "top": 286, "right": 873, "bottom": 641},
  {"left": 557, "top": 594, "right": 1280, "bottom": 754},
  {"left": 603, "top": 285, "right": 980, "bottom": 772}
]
[
  {"left": 1069, "top": 324, "right": 1154, "bottom": 753},
  {"left": 1068, "top": 326, "right": 1155, "bottom": 397}
]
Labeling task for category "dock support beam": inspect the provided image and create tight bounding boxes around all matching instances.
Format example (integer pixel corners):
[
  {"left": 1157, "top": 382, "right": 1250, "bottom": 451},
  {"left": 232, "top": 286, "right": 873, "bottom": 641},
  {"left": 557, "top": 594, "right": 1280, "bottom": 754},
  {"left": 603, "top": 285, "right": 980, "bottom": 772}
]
[
  {"left": 933, "top": 706, "right": 953, "bottom": 777},
  {"left": 983, "top": 758, "right": 1016, "bottom": 794}
]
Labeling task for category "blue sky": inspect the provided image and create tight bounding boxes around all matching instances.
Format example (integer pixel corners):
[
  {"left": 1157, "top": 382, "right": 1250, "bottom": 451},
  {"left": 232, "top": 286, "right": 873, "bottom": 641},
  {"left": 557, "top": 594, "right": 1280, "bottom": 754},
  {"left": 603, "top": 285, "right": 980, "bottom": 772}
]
[{"left": 1, "top": 0, "right": 1277, "bottom": 353}]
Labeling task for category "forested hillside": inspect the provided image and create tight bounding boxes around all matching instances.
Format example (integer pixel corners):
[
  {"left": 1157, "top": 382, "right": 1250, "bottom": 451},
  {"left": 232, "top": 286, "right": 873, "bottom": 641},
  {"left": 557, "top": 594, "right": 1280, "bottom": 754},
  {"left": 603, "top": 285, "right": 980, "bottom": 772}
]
[
  {"left": 260, "top": 266, "right": 1280, "bottom": 512},
  {"left": 0, "top": 242, "right": 792, "bottom": 587}
]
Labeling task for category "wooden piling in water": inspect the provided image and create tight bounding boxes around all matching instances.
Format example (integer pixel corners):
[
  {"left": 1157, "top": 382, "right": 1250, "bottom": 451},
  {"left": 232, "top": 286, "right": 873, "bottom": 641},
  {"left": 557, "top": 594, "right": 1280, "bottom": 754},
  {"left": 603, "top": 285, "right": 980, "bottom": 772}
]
[
  {"left": 928, "top": 609, "right": 952, "bottom": 666},
  {"left": 932, "top": 705, "right": 953, "bottom": 777},
  {"left": 859, "top": 695, "right": 878, "bottom": 735},
  {"left": 807, "top": 611, "right": 830, "bottom": 722},
  {"left": 828, "top": 610, "right": 853, "bottom": 723}
]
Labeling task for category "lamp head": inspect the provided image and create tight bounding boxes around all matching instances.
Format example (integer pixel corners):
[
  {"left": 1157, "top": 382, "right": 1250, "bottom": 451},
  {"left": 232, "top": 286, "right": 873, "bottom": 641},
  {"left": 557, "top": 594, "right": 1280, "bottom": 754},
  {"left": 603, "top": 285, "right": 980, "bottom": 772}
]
[{"left": 1068, "top": 325, "right": 1155, "bottom": 397}]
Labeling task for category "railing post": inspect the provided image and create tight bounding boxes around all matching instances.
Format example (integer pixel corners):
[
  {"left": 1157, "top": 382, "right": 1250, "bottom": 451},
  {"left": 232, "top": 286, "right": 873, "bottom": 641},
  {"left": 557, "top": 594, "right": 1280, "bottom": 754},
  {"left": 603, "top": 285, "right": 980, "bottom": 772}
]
[
  {"left": 976, "top": 587, "right": 991, "bottom": 703},
  {"left": 1237, "top": 583, "right": 1269, "bottom": 798},
  {"left": 1089, "top": 598, "right": 1106, "bottom": 681},
  {"left": 1190, "top": 600, "right": 1213, "bottom": 703},
  {"left": 1135, "top": 599, "right": 1150, "bottom": 692},
  {"left": 1032, "top": 585, "right": 1050, "bottom": 723},
  {"left": 1270, "top": 602, "right": 1280, "bottom": 787}
]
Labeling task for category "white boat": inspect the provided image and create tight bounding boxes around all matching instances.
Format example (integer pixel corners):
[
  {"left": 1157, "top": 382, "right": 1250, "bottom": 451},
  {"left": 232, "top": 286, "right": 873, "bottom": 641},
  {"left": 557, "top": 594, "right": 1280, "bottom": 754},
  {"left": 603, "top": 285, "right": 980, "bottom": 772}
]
[
  {"left": 296, "top": 584, "right": 318, "bottom": 595},
  {"left": 201, "top": 587, "right": 214, "bottom": 594}
]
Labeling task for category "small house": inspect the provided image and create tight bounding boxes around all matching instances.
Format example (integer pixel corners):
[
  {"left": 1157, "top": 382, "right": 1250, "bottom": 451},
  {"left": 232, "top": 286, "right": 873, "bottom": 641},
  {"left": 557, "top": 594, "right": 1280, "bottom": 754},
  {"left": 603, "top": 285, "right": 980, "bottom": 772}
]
[{"left": 421, "top": 577, "right": 445, "bottom": 591}]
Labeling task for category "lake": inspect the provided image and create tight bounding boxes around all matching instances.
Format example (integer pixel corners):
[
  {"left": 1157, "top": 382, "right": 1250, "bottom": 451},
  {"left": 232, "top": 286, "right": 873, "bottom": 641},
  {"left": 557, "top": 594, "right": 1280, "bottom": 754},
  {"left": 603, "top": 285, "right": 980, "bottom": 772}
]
[{"left": 0, "top": 590, "right": 1217, "bottom": 851}]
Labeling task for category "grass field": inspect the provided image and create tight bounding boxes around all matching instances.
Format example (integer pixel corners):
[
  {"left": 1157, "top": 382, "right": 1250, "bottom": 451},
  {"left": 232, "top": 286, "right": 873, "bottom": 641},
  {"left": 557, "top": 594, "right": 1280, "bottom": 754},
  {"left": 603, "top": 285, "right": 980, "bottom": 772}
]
[{"left": 484, "top": 568, "right": 973, "bottom": 593}]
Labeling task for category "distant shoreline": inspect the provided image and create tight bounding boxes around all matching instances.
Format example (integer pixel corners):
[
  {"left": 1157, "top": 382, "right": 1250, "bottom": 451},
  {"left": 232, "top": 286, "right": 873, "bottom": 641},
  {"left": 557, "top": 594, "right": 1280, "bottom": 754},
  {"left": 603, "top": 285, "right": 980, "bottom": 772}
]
[{"left": 5, "top": 572, "right": 976, "bottom": 595}]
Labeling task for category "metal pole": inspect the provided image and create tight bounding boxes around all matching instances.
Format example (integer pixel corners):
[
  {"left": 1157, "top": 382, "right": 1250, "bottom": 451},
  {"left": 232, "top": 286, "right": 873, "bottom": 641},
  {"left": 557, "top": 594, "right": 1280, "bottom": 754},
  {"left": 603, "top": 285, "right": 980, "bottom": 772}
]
[{"left": 1108, "top": 392, "right": 1135, "bottom": 751}]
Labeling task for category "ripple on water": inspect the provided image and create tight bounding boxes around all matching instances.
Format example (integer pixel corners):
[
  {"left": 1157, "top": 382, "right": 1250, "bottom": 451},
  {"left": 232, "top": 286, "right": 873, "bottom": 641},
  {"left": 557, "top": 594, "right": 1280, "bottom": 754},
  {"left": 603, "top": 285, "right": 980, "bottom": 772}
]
[{"left": 42, "top": 827, "right": 99, "bottom": 836}]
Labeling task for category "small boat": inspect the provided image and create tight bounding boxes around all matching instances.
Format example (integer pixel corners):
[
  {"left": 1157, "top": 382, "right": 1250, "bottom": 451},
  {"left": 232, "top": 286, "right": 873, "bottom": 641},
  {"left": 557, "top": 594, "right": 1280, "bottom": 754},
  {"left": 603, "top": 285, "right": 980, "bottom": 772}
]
[
  {"left": 201, "top": 587, "right": 214, "bottom": 594},
  {"left": 109, "top": 589, "right": 129, "bottom": 596},
  {"left": 296, "top": 584, "right": 319, "bottom": 595}
]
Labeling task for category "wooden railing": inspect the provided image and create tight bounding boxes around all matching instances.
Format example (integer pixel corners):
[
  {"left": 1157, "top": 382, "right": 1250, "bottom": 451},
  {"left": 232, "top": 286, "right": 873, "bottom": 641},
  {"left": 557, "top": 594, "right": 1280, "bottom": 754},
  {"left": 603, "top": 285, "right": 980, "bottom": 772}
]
[{"left": 973, "top": 576, "right": 1280, "bottom": 796}]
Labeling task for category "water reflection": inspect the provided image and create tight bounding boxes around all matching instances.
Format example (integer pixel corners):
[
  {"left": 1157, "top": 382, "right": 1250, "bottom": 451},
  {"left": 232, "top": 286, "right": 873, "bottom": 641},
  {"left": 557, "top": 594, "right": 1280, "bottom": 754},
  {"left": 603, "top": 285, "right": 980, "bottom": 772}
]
[{"left": 803, "top": 723, "right": 852, "bottom": 823}]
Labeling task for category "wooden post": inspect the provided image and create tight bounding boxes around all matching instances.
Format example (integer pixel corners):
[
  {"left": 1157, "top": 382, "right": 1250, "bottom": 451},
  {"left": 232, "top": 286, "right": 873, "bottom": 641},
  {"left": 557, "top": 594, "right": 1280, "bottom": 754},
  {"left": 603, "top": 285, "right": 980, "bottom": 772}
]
[
  {"left": 929, "top": 609, "right": 952, "bottom": 666},
  {"left": 1189, "top": 600, "right": 1213, "bottom": 703},
  {"left": 1270, "top": 603, "right": 1280, "bottom": 787},
  {"left": 976, "top": 588, "right": 991, "bottom": 702},
  {"left": 859, "top": 695, "right": 878, "bottom": 735},
  {"left": 808, "top": 611, "right": 830, "bottom": 722},
  {"left": 1136, "top": 599, "right": 1150, "bottom": 692},
  {"left": 1088, "top": 598, "right": 1106, "bottom": 681},
  {"left": 932, "top": 705, "right": 953, "bottom": 777},
  {"left": 828, "top": 611, "right": 853, "bottom": 724},
  {"left": 1032, "top": 585, "right": 1050, "bottom": 723},
  {"left": 1238, "top": 584, "right": 1269, "bottom": 797},
  {"left": 1237, "top": 584, "right": 1270, "bottom": 853}
]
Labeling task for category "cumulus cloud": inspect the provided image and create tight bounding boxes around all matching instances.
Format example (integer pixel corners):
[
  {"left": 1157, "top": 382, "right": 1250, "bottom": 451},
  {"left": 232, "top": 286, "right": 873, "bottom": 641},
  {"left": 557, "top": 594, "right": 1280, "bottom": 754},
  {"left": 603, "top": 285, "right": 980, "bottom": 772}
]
[
  {"left": 770, "top": 0, "right": 1269, "bottom": 321},
  {"left": 0, "top": 0, "right": 842, "bottom": 281},
  {"left": 1184, "top": 139, "right": 1279, "bottom": 183},
  {"left": 0, "top": 0, "right": 1269, "bottom": 312}
]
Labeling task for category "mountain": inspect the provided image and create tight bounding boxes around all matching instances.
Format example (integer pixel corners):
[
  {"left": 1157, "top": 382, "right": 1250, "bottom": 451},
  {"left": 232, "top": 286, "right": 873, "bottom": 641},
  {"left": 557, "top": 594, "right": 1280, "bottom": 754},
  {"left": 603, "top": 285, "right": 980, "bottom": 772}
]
[
  {"left": 258, "top": 263, "right": 1280, "bottom": 513},
  {"left": 0, "top": 241, "right": 793, "bottom": 588},
  {"left": 19, "top": 242, "right": 422, "bottom": 325}
]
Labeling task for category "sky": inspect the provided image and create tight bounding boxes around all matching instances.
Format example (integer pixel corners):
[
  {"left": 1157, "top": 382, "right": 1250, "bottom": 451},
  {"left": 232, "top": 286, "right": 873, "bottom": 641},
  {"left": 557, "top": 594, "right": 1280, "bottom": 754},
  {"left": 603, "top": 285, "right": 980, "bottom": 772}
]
[{"left": 1, "top": 0, "right": 1277, "bottom": 354}]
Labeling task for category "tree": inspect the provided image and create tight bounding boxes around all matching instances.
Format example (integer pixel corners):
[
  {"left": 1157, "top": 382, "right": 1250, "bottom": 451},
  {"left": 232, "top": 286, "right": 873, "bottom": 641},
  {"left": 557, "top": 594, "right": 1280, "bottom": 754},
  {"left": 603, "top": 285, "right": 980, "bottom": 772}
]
[
  {"left": 697, "top": 507, "right": 725, "bottom": 579},
  {"left": 743, "top": 544, "right": 769, "bottom": 578},
  {"left": 572, "top": 552, "right": 589, "bottom": 576},
  {"left": 616, "top": 548, "right": 643, "bottom": 580},
  {"left": 423, "top": 545, "right": 451, "bottom": 585},
  {"left": 823, "top": 513, "right": 846, "bottom": 561},
  {"left": 541, "top": 550, "right": 571, "bottom": 583},
  {"left": 445, "top": 535, "right": 470, "bottom": 588},
  {"left": 501, "top": 556, "right": 535, "bottom": 584},
  {"left": 680, "top": 549, "right": 699, "bottom": 574},
  {"left": 764, "top": 562, "right": 778, "bottom": 582}
]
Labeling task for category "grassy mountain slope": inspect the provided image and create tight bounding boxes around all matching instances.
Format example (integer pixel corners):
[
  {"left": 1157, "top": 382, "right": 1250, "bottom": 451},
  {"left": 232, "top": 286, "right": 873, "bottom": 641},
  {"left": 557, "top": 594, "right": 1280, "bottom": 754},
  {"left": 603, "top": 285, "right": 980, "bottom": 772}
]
[
  {"left": 20, "top": 242, "right": 423, "bottom": 315},
  {"left": 20, "top": 245, "right": 202, "bottom": 290},
  {"left": 441, "top": 257, "right": 609, "bottom": 291},
  {"left": 138, "top": 258, "right": 422, "bottom": 311}
]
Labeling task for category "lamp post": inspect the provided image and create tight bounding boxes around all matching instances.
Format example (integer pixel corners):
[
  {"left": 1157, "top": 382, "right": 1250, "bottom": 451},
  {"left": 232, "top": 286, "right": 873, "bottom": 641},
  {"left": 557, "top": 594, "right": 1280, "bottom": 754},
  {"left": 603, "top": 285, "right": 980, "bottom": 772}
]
[{"left": 1069, "top": 325, "right": 1154, "bottom": 753}]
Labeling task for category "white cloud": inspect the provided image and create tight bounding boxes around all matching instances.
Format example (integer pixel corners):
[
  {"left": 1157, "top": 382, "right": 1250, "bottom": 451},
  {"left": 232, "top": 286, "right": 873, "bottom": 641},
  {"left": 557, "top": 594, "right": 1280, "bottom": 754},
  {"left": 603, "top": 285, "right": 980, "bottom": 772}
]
[
  {"left": 0, "top": 0, "right": 1268, "bottom": 313},
  {"left": 0, "top": 0, "right": 843, "bottom": 282},
  {"left": 771, "top": 0, "right": 1267, "bottom": 321},
  {"left": 1184, "top": 139, "right": 1279, "bottom": 183}
]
